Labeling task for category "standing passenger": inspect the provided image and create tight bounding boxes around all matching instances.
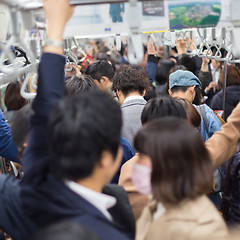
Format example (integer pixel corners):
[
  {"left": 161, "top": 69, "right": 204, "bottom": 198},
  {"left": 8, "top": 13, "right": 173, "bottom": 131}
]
[
  {"left": 112, "top": 65, "right": 149, "bottom": 146},
  {"left": 134, "top": 118, "right": 229, "bottom": 240},
  {"left": 21, "top": 1, "right": 133, "bottom": 239}
]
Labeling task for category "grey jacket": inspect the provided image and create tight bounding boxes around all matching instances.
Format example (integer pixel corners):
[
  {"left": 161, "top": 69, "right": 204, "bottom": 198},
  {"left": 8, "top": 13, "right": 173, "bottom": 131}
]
[{"left": 121, "top": 98, "right": 147, "bottom": 147}]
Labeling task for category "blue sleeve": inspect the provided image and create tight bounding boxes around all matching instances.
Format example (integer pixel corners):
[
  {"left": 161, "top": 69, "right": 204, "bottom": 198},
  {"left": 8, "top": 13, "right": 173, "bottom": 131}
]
[
  {"left": 111, "top": 137, "right": 135, "bottom": 183},
  {"left": 22, "top": 53, "right": 65, "bottom": 179},
  {"left": 204, "top": 104, "right": 222, "bottom": 139},
  {"left": 0, "top": 108, "right": 18, "bottom": 162},
  {"left": 121, "top": 137, "right": 135, "bottom": 160},
  {"left": 146, "top": 55, "right": 158, "bottom": 84}
]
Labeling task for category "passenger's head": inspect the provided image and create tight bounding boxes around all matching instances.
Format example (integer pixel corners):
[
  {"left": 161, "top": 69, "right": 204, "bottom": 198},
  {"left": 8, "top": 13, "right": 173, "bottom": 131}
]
[
  {"left": 97, "top": 50, "right": 122, "bottom": 71},
  {"left": 48, "top": 91, "right": 122, "bottom": 184},
  {"left": 155, "top": 60, "right": 175, "bottom": 85},
  {"left": 141, "top": 96, "right": 186, "bottom": 124},
  {"left": 176, "top": 98, "right": 201, "bottom": 128},
  {"left": 134, "top": 118, "right": 213, "bottom": 205},
  {"left": 4, "top": 81, "right": 27, "bottom": 111},
  {"left": 219, "top": 64, "right": 240, "bottom": 87},
  {"left": 165, "top": 65, "right": 187, "bottom": 96},
  {"left": 168, "top": 70, "right": 202, "bottom": 103},
  {"left": 85, "top": 60, "right": 115, "bottom": 91},
  {"left": 112, "top": 65, "right": 149, "bottom": 104},
  {"left": 11, "top": 104, "right": 33, "bottom": 160},
  {"left": 65, "top": 74, "right": 99, "bottom": 96},
  {"left": 211, "top": 46, "right": 225, "bottom": 70},
  {"left": 130, "top": 64, "right": 153, "bottom": 101},
  {"left": 177, "top": 55, "right": 197, "bottom": 74},
  {"left": 31, "top": 222, "right": 99, "bottom": 240}
]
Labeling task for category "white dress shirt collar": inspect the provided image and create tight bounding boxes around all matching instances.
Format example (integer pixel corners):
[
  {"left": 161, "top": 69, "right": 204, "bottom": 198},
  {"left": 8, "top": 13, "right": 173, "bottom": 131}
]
[
  {"left": 123, "top": 95, "right": 144, "bottom": 104},
  {"left": 210, "top": 63, "right": 221, "bottom": 84},
  {"left": 65, "top": 180, "right": 116, "bottom": 221}
]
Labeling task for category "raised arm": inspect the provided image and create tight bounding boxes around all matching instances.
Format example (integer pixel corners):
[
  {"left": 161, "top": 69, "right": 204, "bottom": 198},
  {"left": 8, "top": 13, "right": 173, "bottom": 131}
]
[
  {"left": 205, "top": 102, "right": 240, "bottom": 168},
  {"left": 22, "top": 0, "right": 74, "bottom": 174},
  {"left": 146, "top": 42, "right": 159, "bottom": 84}
]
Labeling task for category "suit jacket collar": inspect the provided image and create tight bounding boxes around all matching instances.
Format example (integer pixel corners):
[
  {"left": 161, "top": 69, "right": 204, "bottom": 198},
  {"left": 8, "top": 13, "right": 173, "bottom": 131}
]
[{"left": 41, "top": 174, "right": 126, "bottom": 231}]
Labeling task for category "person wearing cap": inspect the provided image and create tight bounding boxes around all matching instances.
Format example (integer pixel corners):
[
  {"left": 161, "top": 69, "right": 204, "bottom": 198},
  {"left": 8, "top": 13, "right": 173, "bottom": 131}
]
[
  {"left": 168, "top": 70, "right": 223, "bottom": 209},
  {"left": 168, "top": 70, "right": 222, "bottom": 142}
]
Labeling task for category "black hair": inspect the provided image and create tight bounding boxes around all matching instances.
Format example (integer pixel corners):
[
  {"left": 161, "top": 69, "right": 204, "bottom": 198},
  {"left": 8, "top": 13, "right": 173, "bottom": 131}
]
[
  {"left": 31, "top": 222, "right": 99, "bottom": 240},
  {"left": 11, "top": 104, "right": 33, "bottom": 148},
  {"left": 112, "top": 65, "right": 149, "bottom": 97},
  {"left": 48, "top": 90, "right": 122, "bottom": 181},
  {"left": 169, "top": 86, "right": 189, "bottom": 94},
  {"left": 144, "top": 86, "right": 156, "bottom": 102},
  {"left": 177, "top": 55, "right": 197, "bottom": 74},
  {"left": 64, "top": 74, "right": 99, "bottom": 96},
  {"left": 211, "top": 46, "right": 227, "bottom": 58},
  {"left": 155, "top": 60, "right": 175, "bottom": 85},
  {"left": 141, "top": 96, "right": 187, "bottom": 124},
  {"left": 85, "top": 60, "right": 115, "bottom": 82}
]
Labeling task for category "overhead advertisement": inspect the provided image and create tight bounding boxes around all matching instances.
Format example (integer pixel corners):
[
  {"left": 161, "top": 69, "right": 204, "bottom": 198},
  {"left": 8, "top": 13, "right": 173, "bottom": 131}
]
[
  {"left": 168, "top": 0, "right": 221, "bottom": 30},
  {"left": 9, "top": 0, "right": 223, "bottom": 37},
  {"left": 65, "top": 1, "right": 168, "bottom": 38}
]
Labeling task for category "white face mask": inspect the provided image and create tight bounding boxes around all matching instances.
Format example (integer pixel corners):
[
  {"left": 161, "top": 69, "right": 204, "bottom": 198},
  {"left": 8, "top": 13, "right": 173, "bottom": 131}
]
[{"left": 131, "top": 163, "right": 152, "bottom": 195}]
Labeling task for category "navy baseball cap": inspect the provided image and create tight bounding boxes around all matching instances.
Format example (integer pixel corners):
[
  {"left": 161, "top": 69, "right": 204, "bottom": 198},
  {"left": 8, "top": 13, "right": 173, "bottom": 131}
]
[{"left": 169, "top": 70, "right": 202, "bottom": 89}]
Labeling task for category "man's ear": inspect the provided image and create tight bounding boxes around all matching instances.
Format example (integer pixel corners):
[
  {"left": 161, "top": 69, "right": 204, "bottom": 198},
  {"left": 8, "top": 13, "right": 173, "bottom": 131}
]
[
  {"left": 116, "top": 90, "right": 126, "bottom": 105},
  {"left": 168, "top": 89, "right": 173, "bottom": 96},
  {"left": 189, "top": 86, "right": 195, "bottom": 94},
  {"left": 142, "top": 89, "right": 146, "bottom": 97},
  {"left": 116, "top": 89, "right": 121, "bottom": 98},
  {"left": 100, "top": 76, "right": 109, "bottom": 86},
  {"left": 98, "top": 150, "right": 114, "bottom": 168}
]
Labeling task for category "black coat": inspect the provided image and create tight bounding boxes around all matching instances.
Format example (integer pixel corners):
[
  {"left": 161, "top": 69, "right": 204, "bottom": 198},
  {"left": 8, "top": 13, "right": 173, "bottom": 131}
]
[
  {"left": 228, "top": 151, "right": 240, "bottom": 224},
  {"left": 211, "top": 85, "right": 240, "bottom": 120}
]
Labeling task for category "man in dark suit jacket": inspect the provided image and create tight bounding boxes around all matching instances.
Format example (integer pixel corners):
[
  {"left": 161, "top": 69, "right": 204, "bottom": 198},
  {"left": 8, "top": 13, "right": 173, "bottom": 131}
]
[
  {"left": 112, "top": 65, "right": 149, "bottom": 146},
  {"left": 20, "top": 1, "right": 133, "bottom": 240}
]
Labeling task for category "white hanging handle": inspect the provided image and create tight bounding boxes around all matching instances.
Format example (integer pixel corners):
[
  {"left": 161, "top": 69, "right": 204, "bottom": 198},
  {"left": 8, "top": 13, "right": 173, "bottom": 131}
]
[
  {"left": 170, "top": 31, "right": 176, "bottom": 48},
  {"left": 127, "top": 0, "right": 143, "bottom": 64},
  {"left": 116, "top": 34, "right": 121, "bottom": 52},
  {"left": 20, "top": 72, "right": 37, "bottom": 99},
  {"left": 197, "top": 28, "right": 211, "bottom": 58},
  {"left": 128, "top": 34, "right": 144, "bottom": 65}
]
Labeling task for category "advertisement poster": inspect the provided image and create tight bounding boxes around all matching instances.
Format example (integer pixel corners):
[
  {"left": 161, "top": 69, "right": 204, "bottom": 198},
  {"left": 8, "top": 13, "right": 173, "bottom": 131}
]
[
  {"left": 168, "top": 0, "right": 221, "bottom": 30},
  {"left": 65, "top": 1, "right": 168, "bottom": 38}
]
